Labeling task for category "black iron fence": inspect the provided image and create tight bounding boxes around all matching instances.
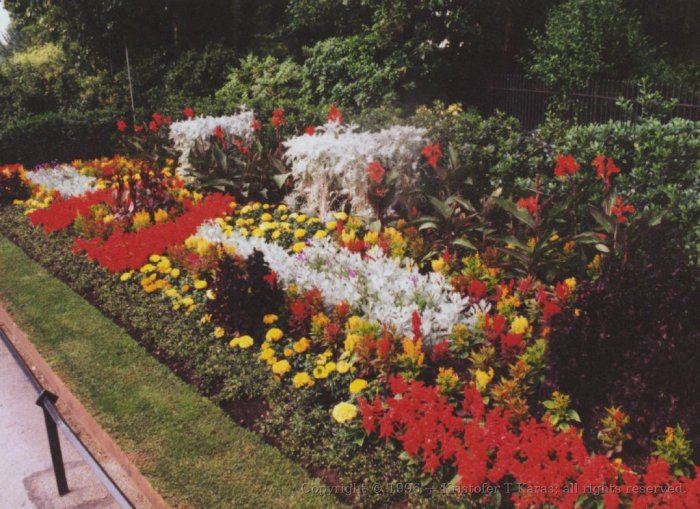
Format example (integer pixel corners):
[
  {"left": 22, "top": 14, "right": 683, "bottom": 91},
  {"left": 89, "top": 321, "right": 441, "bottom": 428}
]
[{"left": 478, "top": 73, "right": 700, "bottom": 129}]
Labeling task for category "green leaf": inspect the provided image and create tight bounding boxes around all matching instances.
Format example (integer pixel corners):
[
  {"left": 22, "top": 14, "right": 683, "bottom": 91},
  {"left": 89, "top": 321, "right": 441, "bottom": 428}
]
[
  {"left": 496, "top": 198, "right": 536, "bottom": 228},
  {"left": 452, "top": 238, "right": 477, "bottom": 251},
  {"left": 272, "top": 172, "right": 291, "bottom": 188},
  {"left": 589, "top": 205, "right": 614, "bottom": 233},
  {"left": 595, "top": 243, "right": 610, "bottom": 253},
  {"left": 428, "top": 196, "right": 451, "bottom": 219}
]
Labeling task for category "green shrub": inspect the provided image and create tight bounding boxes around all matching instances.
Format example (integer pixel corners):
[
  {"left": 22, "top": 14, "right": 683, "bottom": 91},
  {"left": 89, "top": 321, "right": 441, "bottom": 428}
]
[
  {"left": 301, "top": 34, "right": 407, "bottom": 112},
  {"left": 215, "top": 54, "right": 315, "bottom": 123},
  {"left": 0, "top": 109, "right": 119, "bottom": 167},
  {"left": 556, "top": 117, "right": 700, "bottom": 262}
]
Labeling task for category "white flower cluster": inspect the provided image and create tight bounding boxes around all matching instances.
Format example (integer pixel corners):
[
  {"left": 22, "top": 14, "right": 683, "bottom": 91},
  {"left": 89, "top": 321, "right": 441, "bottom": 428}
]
[
  {"left": 283, "top": 122, "right": 427, "bottom": 219},
  {"left": 169, "top": 110, "right": 256, "bottom": 170},
  {"left": 26, "top": 165, "right": 96, "bottom": 197},
  {"left": 194, "top": 220, "right": 485, "bottom": 344}
]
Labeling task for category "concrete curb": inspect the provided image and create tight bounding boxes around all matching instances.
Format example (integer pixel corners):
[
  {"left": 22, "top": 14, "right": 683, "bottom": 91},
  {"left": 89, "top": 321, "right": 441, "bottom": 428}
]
[{"left": 0, "top": 301, "right": 172, "bottom": 509}]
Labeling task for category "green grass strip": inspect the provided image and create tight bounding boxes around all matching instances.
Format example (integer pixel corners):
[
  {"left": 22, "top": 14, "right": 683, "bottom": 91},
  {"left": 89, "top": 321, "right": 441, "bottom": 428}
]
[{"left": 0, "top": 234, "right": 343, "bottom": 509}]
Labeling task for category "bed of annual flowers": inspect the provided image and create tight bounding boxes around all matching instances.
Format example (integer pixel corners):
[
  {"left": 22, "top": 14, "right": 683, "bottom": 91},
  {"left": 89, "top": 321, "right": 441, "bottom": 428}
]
[{"left": 1, "top": 104, "right": 697, "bottom": 507}]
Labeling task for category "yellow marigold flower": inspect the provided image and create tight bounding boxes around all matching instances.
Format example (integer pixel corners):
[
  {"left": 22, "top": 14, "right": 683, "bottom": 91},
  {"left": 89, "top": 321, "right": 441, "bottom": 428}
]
[
  {"left": 313, "top": 230, "right": 327, "bottom": 239},
  {"left": 311, "top": 312, "right": 329, "bottom": 328},
  {"left": 283, "top": 348, "right": 294, "bottom": 357},
  {"left": 325, "top": 220, "right": 337, "bottom": 230},
  {"left": 334, "top": 212, "right": 348, "bottom": 221},
  {"left": 292, "top": 241, "right": 306, "bottom": 253},
  {"left": 475, "top": 368, "right": 495, "bottom": 390},
  {"left": 239, "top": 336, "right": 254, "bottom": 349},
  {"left": 564, "top": 277, "right": 576, "bottom": 291},
  {"left": 313, "top": 366, "right": 329, "bottom": 379},
  {"left": 199, "top": 314, "right": 212, "bottom": 324},
  {"left": 336, "top": 361, "right": 351, "bottom": 374},
  {"left": 181, "top": 297, "right": 194, "bottom": 307},
  {"left": 157, "top": 258, "right": 171, "bottom": 273},
  {"left": 265, "top": 328, "right": 284, "bottom": 342},
  {"left": 510, "top": 315, "right": 530, "bottom": 335},
  {"left": 259, "top": 348, "right": 275, "bottom": 362},
  {"left": 325, "top": 361, "right": 336, "bottom": 373},
  {"left": 293, "top": 337, "right": 311, "bottom": 353},
  {"left": 263, "top": 314, "right": 279, "bottom": 325},
  {"left": 140, "top": 264, "right": 156, "bottom": 274},
  {"left": 349, "top": 379, "right": 368, "bottom": 394},
  {"left": 344, "top": 334, "right": 358, "bottom": 353},
  {"left": 169, "top": 268, "right": 180, "bottom": 279},
  {"left": 119, "top": 271, "right": 133, "bottom": 282},
  {"left": 194, "top": 279, "right": 207, "bottom": 290},
  {"left": 272, "top": 359, "right": 291, "bottom": 376},
  {"left": 431, "top": 258, "right": 446, "bottom": 273},
  {"left": 292, "top": 372, "right": 314, "bottom": 389},
  {"left": 229, "top": 337, "right": 240, "bottom": 348},
  {"left": 214, "top": 327, "right": 225, "bottom": 338},
  {"left": 149, "top": 254, "right": 161, "bottom": 263},
  {"left": 261, "top": 212, "right": 273, "bottom": 221},
  {"left": 340, "top": 230, "right": 355, "bottom": 243},
  {"left": 549, "top": 233, "right": 560, "bottom": 242},
  {"left": 165, "top": 288, "right": 178, "bottom": 298},
  {"left": 332, "top": 402, "right": 357, "bottom": 423}
]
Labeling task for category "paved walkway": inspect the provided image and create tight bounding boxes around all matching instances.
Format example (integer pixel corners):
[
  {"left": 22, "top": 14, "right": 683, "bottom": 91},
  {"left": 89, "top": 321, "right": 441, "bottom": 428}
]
[{"left": 0, "top": 338, "right": 119, "bottom": 509}]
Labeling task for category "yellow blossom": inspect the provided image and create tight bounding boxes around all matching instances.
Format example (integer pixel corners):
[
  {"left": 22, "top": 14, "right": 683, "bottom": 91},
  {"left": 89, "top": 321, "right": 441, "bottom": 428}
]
[
  {"left": 170, "top": 268, "right": 180, "bottom": 278},
  {"left": 349, "top": 379, "right": 368, "bottom": 394},
  {"left": 313, "top": 366, "right": 329, "bottom": 379},
  {"left": 475, "top": 368, "right": 495, "bottom": 390},
  {"left": 154, "top": 209, "right": 169, "bottom": 223},
  {"left": 214, "top": 327, "right": 225, "bottom": 338},
  {"left": 194, "top": 279, "right": 207, "bottom": 290},
  {"left": 265, "top": 328, "right": 284, "bottom": 342},
  {"left": 206, "top": 289, "right": 216, "bottom": 300},
  {"left": 272, "top": 359, "right": 291, "bottom": 376},
  {"left": 431, "top": 258, "right": 446, "bottom": 273},
  {"left": 259, "top": 348, "right": 275, "bottom": 362},
  {"left": 263, "top": 314, "right": 279, "bottom": 324},
  {"left": 120, "top": 272, "right": 133, "bottom": 282},
  {"left": 510, "top": 315, "right": 530, "bottom": 335},
  {"left": 313, "top": 230, "right": 328, "bottom": 239},
  {"left": 332, "top": 402, "right": 357, "bottom": 423},
  {"left": 564, "top": 277, "right": 576, "bottom": 291},
  {"left": 292, "top": 242, "right": 306, "bottom": 253},
  {"left": 293, "top": 337, "right": 311, "bottom": 353},
  {"left": 325, "top": 221, "right": 337, "bottom": 230},
  {"left": 283, "top": 348, "right": 294, "bottom": 357},
  {"left": 336, "top": 361, "right": 351, "bottom": 374},
  {"left": 292, "top": 372, "right": 314, "bottom": 389}
]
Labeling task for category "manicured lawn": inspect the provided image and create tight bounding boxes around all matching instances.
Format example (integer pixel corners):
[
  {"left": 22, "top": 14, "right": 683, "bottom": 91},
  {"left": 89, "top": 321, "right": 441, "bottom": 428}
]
[{"left": 0, "top": 234, "right": 343, "bottom": 509}]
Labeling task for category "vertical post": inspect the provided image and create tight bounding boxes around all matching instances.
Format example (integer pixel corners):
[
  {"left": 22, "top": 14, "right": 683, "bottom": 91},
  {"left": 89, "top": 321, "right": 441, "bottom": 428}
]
[
  {"left": 36, "top": 391, "right": 69, "bottom": 496},
  {"left": 124, "top": 41, "right": 136, "bottom": 126}
]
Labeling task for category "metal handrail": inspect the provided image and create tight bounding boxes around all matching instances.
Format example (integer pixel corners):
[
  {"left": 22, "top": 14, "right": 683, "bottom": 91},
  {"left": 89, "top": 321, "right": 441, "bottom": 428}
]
[{"left": 0, "top": 326, "right": 134, "bottom": 508}]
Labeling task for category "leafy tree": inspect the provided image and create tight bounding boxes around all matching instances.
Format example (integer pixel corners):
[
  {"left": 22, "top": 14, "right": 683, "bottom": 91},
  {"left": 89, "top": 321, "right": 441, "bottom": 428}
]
[{"left": 528, "top": 0, "right": 653, "bottom": 89}]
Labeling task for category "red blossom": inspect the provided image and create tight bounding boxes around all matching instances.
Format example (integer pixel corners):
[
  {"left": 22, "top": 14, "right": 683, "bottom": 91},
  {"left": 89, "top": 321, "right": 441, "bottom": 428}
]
[
  {"left": 250, "top": 119, "right": 262, "bottom": 131},
  {"left": 366, "top": 161, "right": 385, "bottom": 184},
  {"left": 517, "top": 195, "right": 540, "bottom": 216},
  {"left": 421, "top": 143, "right": 443, "bottom": 169},
  {"left": 148, "top": 120, "right": 158, "bottom": 132},
  {"left": 304, "top": 125, "right": 316, "bottom": 136},
  {"left": 610, "top": 196, "right": 635, "bottom": 223},
  {"left": 271, "top": 108, "right": 286, "bottom": 127},
  {"left": 553, "top": 154, "right": 580, "bottom": 178},
  {"left": 467, "top": 279, "right": 488, "bottom": 301},
  {"left": 116, "top": 119, "right": 127, "bottom": 132},
  {"left": 134, "top": 124, "right": 144, "bottom": 133},
  {"left": 213, "top": 125, "right": 225, "bottom": 143},
  {"left": 430, "top": 339, "right": 451, "bottom": 362},
  {"left": 183, "top": 107, "right": 195, "bottom": 119},
  {"left": 592, "top": 155, "right": 621, "bottom": 191},
  {"left": 327, "top": 105, "right": 343, "bottom": 124}
]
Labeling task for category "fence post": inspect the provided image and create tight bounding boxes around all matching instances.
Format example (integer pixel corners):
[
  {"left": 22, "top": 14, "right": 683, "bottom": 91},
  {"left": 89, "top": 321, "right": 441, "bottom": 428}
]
[{"left": 36, "top": 390, "right": 69, "bottom": 496}]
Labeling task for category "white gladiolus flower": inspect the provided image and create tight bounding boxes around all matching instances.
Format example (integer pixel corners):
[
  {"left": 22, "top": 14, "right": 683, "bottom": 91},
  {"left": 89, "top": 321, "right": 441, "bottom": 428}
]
[
  {"left": 283, "top": 122, "right": 427, "bottom": 219},
  {"left": 26, "top": 165, "right": 96, "bottom": 197},
  {"left": 193, "top": 220, "right": 485, "bottom": 344},
  {"left": 169, "top": 110, "right": 256, "bottom": 170}
]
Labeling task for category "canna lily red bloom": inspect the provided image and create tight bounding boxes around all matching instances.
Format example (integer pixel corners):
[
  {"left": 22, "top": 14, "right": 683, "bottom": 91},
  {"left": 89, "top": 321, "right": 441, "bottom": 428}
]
[
  {"left": 232, "top": 138, "right": 250, "bottom": 156},
  {"left": 134, "top": 124, "right": 144, "bottom": 133},
  {"left": 327, "top": 105, "right": 343, "bottom": 124},
  {"left": 271, "top": 108, "right": 286, "bottom": 127},
  {"left": 610, "top": 196, "right": 635, "bottom": 223},
  {"left": 304, "top": 125, "right": 316, "bottom": 136},
  {"left": 213, "top": 125, "right": 225, "bottom": 143},
  {"left": 116, "top": 119, "right": 127, "bottom": 132},
  {"left": 148, "top": 120, "right": 158, "bottom": 132},
  {"left": 250, "top": 119, "right": 262, "bottom": 131},
  {"left": 183, "top": 107, "right": 195, "bottom": 119},
  {"left": 516, "top": 196, "right": 539, "bottom": 216},
  {"left": 553, "top": 154, "right": 580, "bottom": 178},
  {"left": 366, "top": 161, "right": 385, "bottom": 184},
  {"left": 592, "top": 155, "right": 621, "bottom": 191},
  {"left": 421, "top": 143, "right": 443, "bottom": 169}
]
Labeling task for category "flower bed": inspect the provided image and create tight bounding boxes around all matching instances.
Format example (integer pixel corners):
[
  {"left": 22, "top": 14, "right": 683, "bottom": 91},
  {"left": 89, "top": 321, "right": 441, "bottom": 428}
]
[{"left": 2, "top": 108, "right": 698, "bottom": 506}]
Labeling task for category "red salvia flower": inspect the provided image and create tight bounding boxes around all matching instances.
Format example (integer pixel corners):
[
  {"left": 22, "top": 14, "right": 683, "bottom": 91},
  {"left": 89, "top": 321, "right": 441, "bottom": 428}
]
[
  {"left": 183, "top": 107, "right": 195, "bottom": 119},
  {"left": 250, "top": 119, "right": 262, "bottom": 130},
  {"left": 213, "top": 125, "right": 225, "bottom": 143},
  {"left": 421, "top": 143, "right": 443, "bottom": 169},
  {"left": 304, "top": 125, "right": 316, "bottom": 135},
  {"left": 467, "top": 279, "right": 488, "bottom": 301}
]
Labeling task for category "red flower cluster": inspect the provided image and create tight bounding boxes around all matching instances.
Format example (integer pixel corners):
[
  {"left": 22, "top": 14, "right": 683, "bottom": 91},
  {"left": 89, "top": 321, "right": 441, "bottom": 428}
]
[
  {"left": 148, "top": 112, "right": 171, "bottom": 132},
  {"left": 366, "top": 161, "right": 385, "bottom": 184},
  {"left": 327, "top": 105, "right": 343, "bottom": 124},
  {"left": 250, "top": 119, "right": 262, "bottom": 131},
  {"left": 116, "top": 120, "right": 127, "bottom": 132},
  {"left": 516, "top": 195, "right": 539, "bottom": 216},
  {"left": 28, "top": 189, "right": 114, "bottom": 234},
  {"left": 553, "top": 154, "right": 580, "bottom": 178},
  {"left": 592, "top": 155, "right": 621, "bottom": 191},
  {"left": 610, "top": 196, "right": 635, "bottom": 223},
  {"left": 359, "top": 377, "right": 700, "bottom": 507},
  {"left": 271, "top": 108, "right": 286, "bottom": 127},
  {"left": 73, "top": 193, "right": 233, "bottom": 272},
  {"left": 421, "top": 143, "right": 443, "bottom": 170},
  {"left": 183, "top": 107, "right": 195, "bottom": 119}
]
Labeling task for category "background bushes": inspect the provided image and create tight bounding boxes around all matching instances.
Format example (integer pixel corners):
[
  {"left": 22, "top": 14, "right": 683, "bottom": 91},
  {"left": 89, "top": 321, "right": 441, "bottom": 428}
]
[{"left": 547, "top": 227, "right": 700, "bottom": 461}]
